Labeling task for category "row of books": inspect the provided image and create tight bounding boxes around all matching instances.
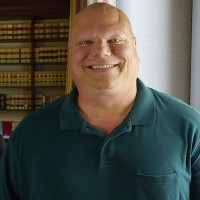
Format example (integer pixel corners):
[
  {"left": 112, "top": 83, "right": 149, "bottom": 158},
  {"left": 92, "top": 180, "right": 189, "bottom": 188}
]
[
  {"left": 34, "top": 71, "right": 66, "bottom": 86},
  {"left": 0, "top": 48, "right": 31, "bottom": 63},
  {"left": 34, "top": 47, "right": 67, "bottom": 63},
  {"left": 35, "top": 94, "right": 62, "bottom": 109},
  {"left": 0, "top": 121, "right": 19, "bottom": 137},
  {"left": 0, "top": 21, "right": 69, "bottom": 40},
  {"left": 0, "top": 94, "right": 31, "bottom": 110},
  {"left": 0, "top": 23, "right": 31, "bottom": 40},
  {"left": 0, "top": 71, "right": 66, "bottom": 87},
  {"left": 0, "top": 72, "right": 31, "bottom": 87},
  {"left": 0, "top": 94, "right": 61, "bottom": 111},
  {"left": 34, "top": 21, "right": 69, "bottom": 39},
  {"left": 0, "top": 46, "right": 67, "bottom": 63}
]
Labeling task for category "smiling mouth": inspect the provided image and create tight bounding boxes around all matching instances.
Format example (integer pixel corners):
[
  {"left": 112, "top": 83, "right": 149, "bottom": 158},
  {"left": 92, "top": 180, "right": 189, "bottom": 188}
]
[{"left": 87, "top": 64, "right": 118, "bottom": 69}]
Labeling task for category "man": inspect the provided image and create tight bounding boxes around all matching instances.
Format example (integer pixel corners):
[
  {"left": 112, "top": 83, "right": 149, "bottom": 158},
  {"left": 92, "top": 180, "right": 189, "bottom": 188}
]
[
  {"left": 0, "top": 135, "right": 6, "bottom": 158},
  {"left": 1, "top": 3, "right": 200, "bottom": 200}
]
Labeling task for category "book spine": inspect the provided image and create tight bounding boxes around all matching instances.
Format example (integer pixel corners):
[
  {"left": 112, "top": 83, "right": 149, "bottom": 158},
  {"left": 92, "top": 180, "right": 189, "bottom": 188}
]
[
  {"left": 0, "top": 25, "right": 3, "bottom": 39},
  {"left": 2, "top": 24, "right": 8, "bottom": 39},
  {"left": 7, "top": 24, "right": 13, "bottom": 39},
  {"left": 59, "top": 20, "right": 69, "bottom": 38},
  {"left": 0, "top": 121, "right": 20, "bottom": 138},
  {"left": 45, "top": 23, "right": 52, "bottom": 39},
  {"left": 2, "top": 121, "right": 12, "bottom": 136},
  {"left": 0, "top": 94, "right": 6, "bottom": 110},
  {"left": 52, "top": 22, "right": 59, "bottom": 38}
]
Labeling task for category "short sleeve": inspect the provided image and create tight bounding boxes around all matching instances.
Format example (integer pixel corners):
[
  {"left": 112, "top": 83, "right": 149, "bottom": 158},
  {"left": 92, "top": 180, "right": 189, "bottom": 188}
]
[
  {"left": 0, "top": 138, "right": 20, "bottom": 200},
  {"left": 190, "top": 131, "right": 200, "bottom": 200}
]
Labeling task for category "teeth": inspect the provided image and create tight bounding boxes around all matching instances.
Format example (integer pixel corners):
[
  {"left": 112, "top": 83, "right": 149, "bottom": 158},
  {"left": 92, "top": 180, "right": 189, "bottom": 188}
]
[{"left": 91, "top": 65, "right": 114, "bottom": 69}]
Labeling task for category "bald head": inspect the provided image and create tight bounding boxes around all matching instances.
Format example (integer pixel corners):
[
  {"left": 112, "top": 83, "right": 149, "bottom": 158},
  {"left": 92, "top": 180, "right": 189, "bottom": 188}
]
[
  {"left": 73, "top": 3, "right": 130, "bottom": 25},
  {"left": 67, "top": 2, "right": 139, "bottom": 97},
  {"left": 69, "top": 3, "right": 133, "bottom": 42}
]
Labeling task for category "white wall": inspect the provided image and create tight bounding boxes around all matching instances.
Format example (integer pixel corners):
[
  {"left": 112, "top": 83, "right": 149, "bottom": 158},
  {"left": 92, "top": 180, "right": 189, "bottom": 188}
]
[
  {"left": 117, "top": 0, "right": 192, "bottom": 103},
  {"left": 190, "top": 0, "right": 200, "bottom": 111}
]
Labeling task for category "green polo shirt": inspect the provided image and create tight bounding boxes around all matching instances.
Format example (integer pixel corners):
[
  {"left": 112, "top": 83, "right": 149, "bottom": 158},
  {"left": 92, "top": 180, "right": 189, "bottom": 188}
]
[{"left": 1, "top": 79, "right": 200, "bottom": 200}]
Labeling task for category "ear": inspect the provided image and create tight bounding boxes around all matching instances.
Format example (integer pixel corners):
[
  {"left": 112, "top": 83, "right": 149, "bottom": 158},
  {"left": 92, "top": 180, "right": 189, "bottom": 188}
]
[{"left": 132, "top": 36, "right": 137, "bottom": 47}]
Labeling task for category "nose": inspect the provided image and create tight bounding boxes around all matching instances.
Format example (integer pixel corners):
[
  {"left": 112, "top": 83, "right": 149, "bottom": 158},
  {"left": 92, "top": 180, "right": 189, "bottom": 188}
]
[{"left": 91, "top": 39, "right": 111, "bottom": 58}]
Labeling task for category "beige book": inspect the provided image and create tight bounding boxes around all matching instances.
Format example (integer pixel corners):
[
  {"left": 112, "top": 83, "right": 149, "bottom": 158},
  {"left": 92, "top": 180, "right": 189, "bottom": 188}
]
[
  {"left": 45, "top": 23, "right": 51, "bottom": 39},
  {"left": 2, "top": 25, "right": 8, "bottom": 39},
  {"left": 7, "top": 24, "right": 13, "bottom": 39}
]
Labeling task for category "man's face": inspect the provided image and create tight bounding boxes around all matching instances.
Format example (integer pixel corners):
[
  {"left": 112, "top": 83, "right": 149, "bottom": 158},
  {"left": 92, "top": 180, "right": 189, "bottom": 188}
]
[{"left": 68, "top": 7, "right": 139, "bottom": 93}]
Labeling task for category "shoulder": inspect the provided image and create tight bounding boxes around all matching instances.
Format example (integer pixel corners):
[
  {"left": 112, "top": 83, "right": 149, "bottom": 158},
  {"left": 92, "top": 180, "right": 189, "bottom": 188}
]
[
  {"left": 22, "top": 95, "right": 67, "bottom": 124},
  {"left": 150, "top": 88, "right": 200, "bottom": 125},
  {"left": 9, "top": 95, "right": 68, "bottom": 140},
  {"left": 150, "top": 88, "right": 200, "bottom": 156}
]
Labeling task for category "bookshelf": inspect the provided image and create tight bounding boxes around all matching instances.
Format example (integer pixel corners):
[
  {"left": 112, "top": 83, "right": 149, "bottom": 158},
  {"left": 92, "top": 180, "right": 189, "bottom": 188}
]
[
  {"left": 0, "top": 18, "right": 69, "bottom": 138},
  {"left": 0, "top": 0, "right": 87, "bottom": 139}
]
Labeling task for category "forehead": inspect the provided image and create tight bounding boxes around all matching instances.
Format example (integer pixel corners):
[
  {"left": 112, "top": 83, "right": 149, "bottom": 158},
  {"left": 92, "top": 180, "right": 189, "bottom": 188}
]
[
  {"left": 75, "top": 25, "right": 131, "bottom": 41},
  {"left": 75, "top": 5, "right": 122, "bottom": 24},
  {"left": 72, "top": 14, "right": 132, "bottom": 39},
  {"left": 70, "top": 5, "right": 132, "bottom": 38}
]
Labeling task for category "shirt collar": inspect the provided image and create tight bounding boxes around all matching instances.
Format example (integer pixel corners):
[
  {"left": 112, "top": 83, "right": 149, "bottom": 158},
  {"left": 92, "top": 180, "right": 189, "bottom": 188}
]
[
  {"left": 60, "top": 87, "right": 83, "bottom": 131},
  {"left": 128, "top": 78, "right": 155, "bottom": 125},
  {"left": 60, "top": 78, "right": 155, "bottom": 131}
]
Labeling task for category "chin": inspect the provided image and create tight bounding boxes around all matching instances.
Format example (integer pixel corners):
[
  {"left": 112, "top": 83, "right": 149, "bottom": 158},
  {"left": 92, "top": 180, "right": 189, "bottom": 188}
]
[{"left": 92, "top": 83, "right": 118, "bottom": 90}]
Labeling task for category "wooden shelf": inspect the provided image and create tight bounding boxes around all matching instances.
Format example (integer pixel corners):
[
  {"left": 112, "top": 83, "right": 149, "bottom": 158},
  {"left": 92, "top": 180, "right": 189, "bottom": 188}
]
[
  {"left": 0, "top": 109, "right": 31, "bottom": 112},
  {"left": 35, "top": 85, "right": 65, "bottom": 88},
  {"left": 0, "top": 86, "right": 31, "bottom": 88},
  {"left": 0, "top": 39, "right": 31, "bottom": 43},
  {"left": 34, "top": 38, "right": 67, "bottom": 42}
]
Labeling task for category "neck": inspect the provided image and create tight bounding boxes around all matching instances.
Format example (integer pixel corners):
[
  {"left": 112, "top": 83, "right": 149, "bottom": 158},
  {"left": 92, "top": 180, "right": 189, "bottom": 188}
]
[{"left": 77, "top": 84, "right": 137, "bottom": 135}]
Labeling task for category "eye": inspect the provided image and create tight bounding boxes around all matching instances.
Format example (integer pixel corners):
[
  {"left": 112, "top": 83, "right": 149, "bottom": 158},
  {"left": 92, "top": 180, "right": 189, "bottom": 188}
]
[
  {"left": 108, "top": 38, "right": 123, "bottom": 45},
  {"left": 108, "top": 38, "right": 129, "bottom": 45},
  {"left": 77, "top": 40, "right": 93, "bottom": 46}
]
